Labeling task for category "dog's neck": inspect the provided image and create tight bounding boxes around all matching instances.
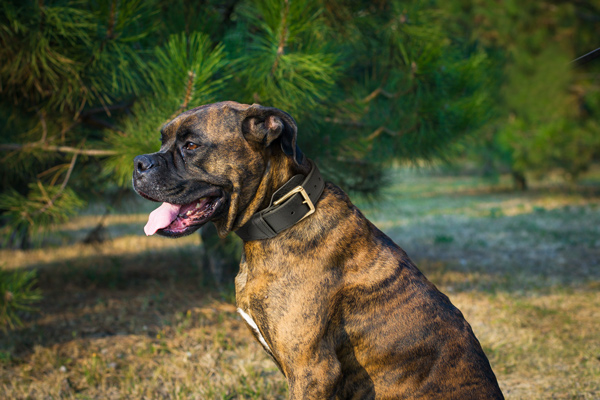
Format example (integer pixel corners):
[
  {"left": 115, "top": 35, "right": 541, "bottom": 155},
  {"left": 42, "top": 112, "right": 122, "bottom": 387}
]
[
  {"left": 260, "top": 154, "right": 311, "bottom": 209},
  {"left": 222, "top": 153, "right": 311, "bottom": 237}
]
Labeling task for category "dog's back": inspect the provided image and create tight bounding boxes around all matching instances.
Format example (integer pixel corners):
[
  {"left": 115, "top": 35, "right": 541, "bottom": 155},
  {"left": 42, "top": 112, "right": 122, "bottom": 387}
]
[{"left": 331, "top": 234, "right": 502, "bottom": 398}]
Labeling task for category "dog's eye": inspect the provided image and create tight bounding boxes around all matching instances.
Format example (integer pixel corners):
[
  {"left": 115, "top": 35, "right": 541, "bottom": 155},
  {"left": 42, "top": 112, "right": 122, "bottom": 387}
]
[{"left": 184, "top": 142, "right": 200, "bottom": 151}]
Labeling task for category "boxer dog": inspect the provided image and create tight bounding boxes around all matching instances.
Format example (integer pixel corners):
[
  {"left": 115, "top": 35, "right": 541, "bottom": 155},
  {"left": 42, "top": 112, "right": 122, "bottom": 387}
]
[{"left": 133, "top": 101, "right": 504, "bottom": 399}]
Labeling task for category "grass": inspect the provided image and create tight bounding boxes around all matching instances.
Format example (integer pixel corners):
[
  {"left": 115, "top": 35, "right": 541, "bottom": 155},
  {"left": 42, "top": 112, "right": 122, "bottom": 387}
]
[{"left": 1, "top": 166, "right": 599, "bottom": 399}]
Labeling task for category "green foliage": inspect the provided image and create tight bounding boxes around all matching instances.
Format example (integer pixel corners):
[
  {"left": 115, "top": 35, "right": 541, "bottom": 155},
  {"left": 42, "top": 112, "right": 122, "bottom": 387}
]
[
  {"left": 0, "top": 266, "right": 42, "bottom": 330},
  {"left": 83, "top": 0, "right": 158, "bottom": 101},
  {"left": 0, "top": 0, "right": 154, "bottom": 110},
  {"left": 500, "top": 118, "right": 600, "bottom": 181},
  {"left": 0, "top": 182, "right": 85, "bottom": 238},
  {"left": 6, "top": 0, "right": 596, "bottom": 238},
  {"left": 0, "top": 1, "right": 96, "bottom": 110},
  {"left": 0, "top": 0, "right": 158, "bottom": 236},
  {"left": 290, "top": 0, "right": 495, "bottom": 191},
  {"left": 152, "top": 32, "right": 228, "bottom": 107},
  {"left": 453, "top": 0, "right": 600, "bottom": 185},
  {"left": 231, "top": 0, "right": 339, "bottom": 117},
  {"left": 357, "top": 9, "right": 491, "bottom": 162}
]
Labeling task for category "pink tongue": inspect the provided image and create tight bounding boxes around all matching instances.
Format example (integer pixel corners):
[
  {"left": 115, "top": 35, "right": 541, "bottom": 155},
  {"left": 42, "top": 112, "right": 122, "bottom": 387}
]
[{"left": 144, "top": 202, "right": 181, "bottom": 236}]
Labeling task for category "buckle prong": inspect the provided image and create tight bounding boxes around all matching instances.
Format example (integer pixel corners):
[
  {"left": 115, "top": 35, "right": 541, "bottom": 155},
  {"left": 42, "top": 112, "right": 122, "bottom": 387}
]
[{"left": 273, "top": 186, "right": 315, "bottom": 222}]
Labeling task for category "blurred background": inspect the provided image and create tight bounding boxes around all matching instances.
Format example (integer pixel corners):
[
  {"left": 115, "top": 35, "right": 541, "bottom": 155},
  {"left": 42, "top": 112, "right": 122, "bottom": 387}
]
[{"left": 0, "top": 0, "right": 599, "bottom": 398}]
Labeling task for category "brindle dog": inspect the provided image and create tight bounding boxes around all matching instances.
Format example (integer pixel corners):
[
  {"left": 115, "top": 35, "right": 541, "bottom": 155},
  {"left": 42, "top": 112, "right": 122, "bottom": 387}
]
[{"left": 133, "top": 101, "right": 504, "bottom": 399}]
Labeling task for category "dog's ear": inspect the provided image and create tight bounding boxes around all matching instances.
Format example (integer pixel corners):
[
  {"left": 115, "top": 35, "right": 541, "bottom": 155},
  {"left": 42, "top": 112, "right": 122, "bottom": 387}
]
[{"left": 242, "top": 104, "right": 304, "bottom": 165}]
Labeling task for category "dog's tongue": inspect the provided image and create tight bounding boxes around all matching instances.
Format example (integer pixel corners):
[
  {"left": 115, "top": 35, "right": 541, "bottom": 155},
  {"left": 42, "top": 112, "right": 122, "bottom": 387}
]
[{"left": 144, "top": 202, "right": 181, "bottom": 236}]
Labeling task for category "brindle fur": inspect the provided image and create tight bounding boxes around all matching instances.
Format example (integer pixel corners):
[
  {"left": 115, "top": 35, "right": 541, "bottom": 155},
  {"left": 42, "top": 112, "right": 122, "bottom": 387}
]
[{"left": 133, "top": 101, "right": 504, "bottom": 399}]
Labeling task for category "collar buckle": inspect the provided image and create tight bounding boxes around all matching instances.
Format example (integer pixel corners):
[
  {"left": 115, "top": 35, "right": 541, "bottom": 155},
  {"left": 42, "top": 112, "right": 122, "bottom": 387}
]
[{"left": 273, "top": 185, "right": 315, "bottom": 222}]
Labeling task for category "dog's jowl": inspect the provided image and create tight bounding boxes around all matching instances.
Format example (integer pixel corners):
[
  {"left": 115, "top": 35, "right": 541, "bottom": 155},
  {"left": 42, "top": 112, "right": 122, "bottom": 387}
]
[{"left": 133, "top": 101, "right": 504, "bottom": 399}]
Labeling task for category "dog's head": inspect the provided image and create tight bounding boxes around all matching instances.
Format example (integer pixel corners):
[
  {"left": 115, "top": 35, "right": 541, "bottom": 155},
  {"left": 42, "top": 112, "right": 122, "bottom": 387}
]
[{"left": 132, "top": 101, "right": 304, "bottom": 238}]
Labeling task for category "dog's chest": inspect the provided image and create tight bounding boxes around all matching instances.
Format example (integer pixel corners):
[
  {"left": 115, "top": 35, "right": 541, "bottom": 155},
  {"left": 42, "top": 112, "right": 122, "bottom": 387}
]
[
  {"left": 235, "top": 254, "right": 279, "bottom": 360},
  {"left": 237, "top": 307, "right": 272, "bottom": 354}
]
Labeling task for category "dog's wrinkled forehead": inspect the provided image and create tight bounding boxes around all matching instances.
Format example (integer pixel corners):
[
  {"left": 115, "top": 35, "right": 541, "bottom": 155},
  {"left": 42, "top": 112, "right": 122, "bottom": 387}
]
[{"left": 161, "top": 101, "right": 252, "bottom": 141}]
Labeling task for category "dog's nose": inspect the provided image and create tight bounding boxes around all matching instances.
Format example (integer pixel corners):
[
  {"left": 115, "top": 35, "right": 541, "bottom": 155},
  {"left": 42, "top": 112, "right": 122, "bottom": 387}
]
[{"left": 134, "top": 155, "right": 154, "bottom": 173}]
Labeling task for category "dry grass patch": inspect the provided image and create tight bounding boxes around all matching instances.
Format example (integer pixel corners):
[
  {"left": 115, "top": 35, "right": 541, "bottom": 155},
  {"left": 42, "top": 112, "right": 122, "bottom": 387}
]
[
  {"left": 1, "top": 169, "right": 599, "bottom": 399},
  {"left": 1, "top": 287, "right": 286, "bottom": 399},
  {"left": 0, "top": 232, "right": 199, "bottom": 271},
  {"left": 446, "top": 291, "right": 600, "bottom": 399}
]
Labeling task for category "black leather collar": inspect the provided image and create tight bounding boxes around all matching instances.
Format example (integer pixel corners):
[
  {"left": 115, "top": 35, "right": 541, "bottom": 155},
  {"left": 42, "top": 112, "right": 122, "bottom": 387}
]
[{"left": 234, "top": 160, "right": 325, "bottom": 241}]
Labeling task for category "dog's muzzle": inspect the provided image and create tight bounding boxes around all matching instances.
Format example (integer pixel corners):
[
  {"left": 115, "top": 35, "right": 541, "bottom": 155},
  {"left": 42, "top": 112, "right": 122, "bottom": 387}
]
[{"left": 132, "top": 154, "right": 225, "bottom": 238}]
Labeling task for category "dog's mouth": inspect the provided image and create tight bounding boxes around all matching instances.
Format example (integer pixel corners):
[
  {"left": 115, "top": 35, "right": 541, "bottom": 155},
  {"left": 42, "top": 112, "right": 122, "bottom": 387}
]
[{"left": 143, "top": 195, "right": 224, "bottom": 238}]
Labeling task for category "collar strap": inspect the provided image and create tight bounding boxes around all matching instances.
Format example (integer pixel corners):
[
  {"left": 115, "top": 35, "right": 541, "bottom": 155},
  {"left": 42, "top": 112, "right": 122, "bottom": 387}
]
[{"left": 234, "top": 160, "right": 324, "bottom": 241}]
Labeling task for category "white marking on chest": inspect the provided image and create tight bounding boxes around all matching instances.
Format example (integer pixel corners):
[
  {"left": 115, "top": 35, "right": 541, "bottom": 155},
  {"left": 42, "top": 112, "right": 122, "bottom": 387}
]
[{"left": 237, "top": 308, "right": 272, "bottom": 353}]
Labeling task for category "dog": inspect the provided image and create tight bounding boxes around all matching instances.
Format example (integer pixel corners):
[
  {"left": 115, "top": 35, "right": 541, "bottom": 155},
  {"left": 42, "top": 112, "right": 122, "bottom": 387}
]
[{"left": 132, "top": 101, "right": 504, "bottom": 399}]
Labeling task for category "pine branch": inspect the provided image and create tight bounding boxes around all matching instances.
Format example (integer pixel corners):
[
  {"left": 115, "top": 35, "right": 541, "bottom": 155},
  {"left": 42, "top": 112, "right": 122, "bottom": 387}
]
[
  {"left": 60, "top": 120, "right": 80, "bottom": 138},
  {"left": 107, "top": 0, "right": 117, "bottom": 40},
  {"left": 90, "top": 86, "right": 111, "bottom": 117},
  {"left": 182, "top": 71, "right": 195, "bottom": 109},
  {"left": 82, "top": 115, "right": 126, "bottom": 135},
  {"left": 80, "top": 100, "right": 134, "bottom": 117},
  {"left": 38, "top": 0, "right": 45, "bottom": 31},
  {"left": 97, "top": 0, "right": 118, "bottom": 54},
  {"left": 169, "top": 70, "right": 196, "bottom": 120},
  {"left": 0, "top": 143, "right": 117, "bottom": 156},
  {"left": 362, "top": 88, "right": 385, "bottom": 103},
  {"left": 36, "top": 153, "right": 78, "bottom": 215},
  {"left": 361, "top": 86, "right": 415, "bottom": 103},
  {"left": 74, "top": 95, "right": 88, "bottom": 122},
  {"left": 39, "top": 110, "right": 47, "bottom": 142},
  {"left": 366, "top": 123, "right": 420, "bottom": 141},
  {"left": 324, "top": 117, "right": 366, "bottom": 127},
  {"left": 271, "top": 0, "right": 290, "bottom": 75}
]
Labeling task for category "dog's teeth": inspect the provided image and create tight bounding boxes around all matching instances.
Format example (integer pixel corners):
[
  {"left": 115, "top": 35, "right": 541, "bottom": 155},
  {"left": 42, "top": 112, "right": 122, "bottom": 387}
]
[
  {"left": 186, "top": 210, "right": 192, "bottom": 216},
  {"left": 195, "top": 202, "right": 201, "bottom": 209}
]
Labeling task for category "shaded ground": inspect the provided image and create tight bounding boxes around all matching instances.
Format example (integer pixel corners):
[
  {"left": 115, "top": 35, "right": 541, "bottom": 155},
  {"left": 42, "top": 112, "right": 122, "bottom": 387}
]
[{"left": 1, "top": 167, "right": 599, "bottom": 399}]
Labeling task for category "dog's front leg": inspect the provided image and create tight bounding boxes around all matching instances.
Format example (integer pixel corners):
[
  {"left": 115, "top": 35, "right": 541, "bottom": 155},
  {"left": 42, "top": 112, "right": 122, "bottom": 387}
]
[{"left": 286, "top": 344, "right": 342, "bottom": 400}]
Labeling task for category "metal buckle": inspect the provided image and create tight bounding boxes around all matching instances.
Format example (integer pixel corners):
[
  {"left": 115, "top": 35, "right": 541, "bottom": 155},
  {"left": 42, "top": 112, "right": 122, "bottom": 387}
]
[{"left": 273, "top": 186, "right": 315, "bottom": 222}]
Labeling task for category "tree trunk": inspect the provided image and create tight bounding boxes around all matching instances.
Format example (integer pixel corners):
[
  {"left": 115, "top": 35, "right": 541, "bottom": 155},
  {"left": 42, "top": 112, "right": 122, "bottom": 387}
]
[
  {"left": 199, "top": 224, "right": 241, "bottom": 287},
  {"left": 512, "top": 171, "right": 528, "bottom": 191}
]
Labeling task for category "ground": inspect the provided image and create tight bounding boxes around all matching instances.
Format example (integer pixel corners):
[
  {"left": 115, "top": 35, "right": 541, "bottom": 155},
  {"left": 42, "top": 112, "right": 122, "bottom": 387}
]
[{"left": 1, "top": 166, "right": 599, "bottom": 399}]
